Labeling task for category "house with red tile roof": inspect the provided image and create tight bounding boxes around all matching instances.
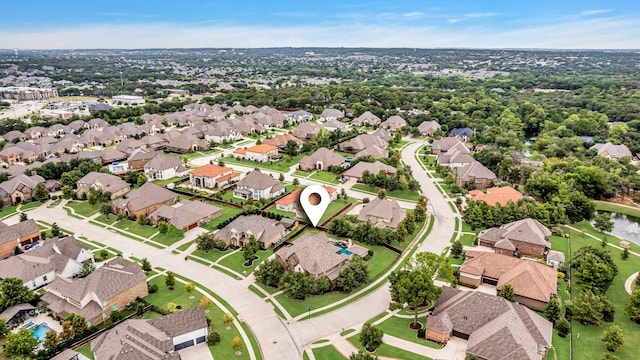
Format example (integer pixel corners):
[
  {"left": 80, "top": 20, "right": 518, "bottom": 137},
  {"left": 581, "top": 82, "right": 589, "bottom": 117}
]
[
  {"left": 275, "top": 186, "right": 337, "bottom": 217},
  {"left": 233, "top": 144, "right": 279, "bottom": 162},
  {"left": 189, "top": 164, "right": 239, "bottom": 189}
]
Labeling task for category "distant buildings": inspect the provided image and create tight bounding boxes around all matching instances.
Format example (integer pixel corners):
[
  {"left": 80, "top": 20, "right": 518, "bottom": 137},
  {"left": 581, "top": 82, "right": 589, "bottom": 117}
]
[
  {"left": 0, "top": 86, "right": 58, "bottom": 100},
  {"left": 112, "top": 95, "right": 145, "bottom": 106}
]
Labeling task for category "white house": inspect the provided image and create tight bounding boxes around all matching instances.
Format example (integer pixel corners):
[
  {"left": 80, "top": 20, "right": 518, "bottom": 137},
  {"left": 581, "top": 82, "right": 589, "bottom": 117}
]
[{"left": 143, "top": 153, "right": 190, "bottom": 180}]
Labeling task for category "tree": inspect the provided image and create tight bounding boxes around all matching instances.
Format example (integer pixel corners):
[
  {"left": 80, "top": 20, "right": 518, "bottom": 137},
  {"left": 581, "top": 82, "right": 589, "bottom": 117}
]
[
  {"left": 625, "top": 287, "right": 640, "bottom": 323},
  {"left": 395, "top": 222, "right": 408, "bottom": 242},
  {"left": 141, "top": 258, "right": 152, "bottom": 272},
  {"left": 223, "top": 313, "right": 234, "bottom": 327},
  {"left": 279, "top": 270, "right": 315, "bottom": 300},
  {"left": 100, "top": 203, "right": 113, "bottom": 219},
  {"left": 61, "top": 185, "right": 76, "bottom": 199},
  {"left": 34, "top": 182, "right": 50, "bottom": 201},
  {"left": 377, "top": 188, "right": 387, "bottom": 199},
  {"left": 207, "top": 331, "right": 221, "bottom": 345},
  {"left": 137, "top": 173, "right": 147, "bottom": 186},
  {"left": 71, "top": 314, "right": 88, "bottom": 337},
  {"left": 600, "top": 354, "right": 619, "bottom": 360},
  {"left": 19, "top": 212, "right": 27, "bottom": 222},
  {"left": 232, "top": 336, "right": 243, "bottom": 352},
  {"left": 254, "top": 259, "right": 285, "bottom": 288},
  {"left": 359, "top": 323, "right": 384, "bottom": 352},
  {"left": 243, "top": 236, "right": 260, "bottom": 262},
  {"left": 573, "top": 290, "right": 604, "bottom": 325},
  {"left": 279, "top": 173, "right": 285, "bottom": 181},
  {"left": 293, "top": 178, "right": 300, "bottom": 186},
  {"left": 594, "top": 212, "right": 614, "bottom": 245},
  {"left": 0, "top": 317, "right": 7, "bottom": 337},
  {"left": 336, "top": 256, "right": 369, "bottom": 292},
  {"left": 137, "top": 214, "right": 149, "bottom": 226},
  {"left": 555, "top": 317, "right": 571, "bottom": 338},
  {"left": 44, "top": 329, "right": 59, "bottom": 350},
  {"left": 451, "top": 241, "right": 463, "bottom": 258},
  {"left": 389, "top": 252, "right": 442, "bottom": 328},
  {"left": 0, "top": 277, "right": 34, "bottom": 312},
  {"left": 621, "top": 248, "right": 629, "bottom": 260},
  {"left": 157, "top": 221, "right": 170, "bottom": 234},
  {"left": 545, "top": 297, "right": 562, "bottom": 324},
  {"left": 165, "top": 271, "right": 176, "bottom": 290},
  {"left": 602, "top": 325, "right": 624, "bottom": 352},
  {"left": 572, "top": 246, "right": 618, "bottom": 294},
  {"left": 349, "top": 351, "right": 378, "bottom": 360},
  {"left": 50, "top": 222, "right": 62, "bottom": 237},
  {"left": 195, "top": 233, "right": 216, "bottom": 253},
  {"left": 79, "top": 259, "right": 95, "bottom": 277},
  {"left": 4, "top": 328, "right": 38, "bottom": 358},
  {"left": 499, "top": 284, "right": 515, "bottom": 302},
  {"left": 185, "top": 282, "right": 195, "bottom": 293},
  {"left": 284, "top": 140, "right": 300, "bottom": 156}
]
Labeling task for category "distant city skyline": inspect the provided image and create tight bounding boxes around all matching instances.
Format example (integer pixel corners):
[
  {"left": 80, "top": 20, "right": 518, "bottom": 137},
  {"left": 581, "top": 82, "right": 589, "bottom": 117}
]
[{"left": 1, "top": 0, "right": 639, "bottom": 49}]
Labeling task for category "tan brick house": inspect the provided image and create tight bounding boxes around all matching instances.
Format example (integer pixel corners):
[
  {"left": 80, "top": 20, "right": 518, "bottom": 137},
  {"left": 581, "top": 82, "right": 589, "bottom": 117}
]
[
  {"left": 0, "top": 219, "right": 41, "bottom": 258},
  {"left": 112, "top": 182, "right": 178, "bottom": 219},
  {"left": 477, "top": 218, "right": 551, "bottom": 258}
]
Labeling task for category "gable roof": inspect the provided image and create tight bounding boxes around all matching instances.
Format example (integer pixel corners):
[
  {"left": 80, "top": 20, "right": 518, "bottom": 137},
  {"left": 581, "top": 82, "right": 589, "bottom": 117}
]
[
  {"left": 0, "top": 173, "right": 45, "bottom": 194},
  {"left": 237, "top": 170, "right": 284, "bottom": 191},
  {"left": 431, "top": 137, "right": 463, "bottom": 152},
  {"left": 417, "top": 120, "right": 441, "bottom": 133},
  {"left": 275, "top": 232, "right": 350, "bottom": 280},
  {"left": 428, "top": 287, "right": 552, "bottom": 360},
  {"left": 355, "top": 145, "right": 388, "bottom": 159},
  {"left": 112, "top": 182, "right": 177, "bottom": 212},
  {"left": 352, "top": 111, "right": 381, "bottom": 126},
  {"left": 357, "top": 197, "right": 406, "bottom": 229},
  {"left": 454, "top": 161, "right": 498, "bottom": 183},
  {"left": 381, "top": 115, "right": 406, "bottom": 129},
  {"left": 343, "top": 160, "right": 397, "bottom": 179},
  {"left": 276, "top": 186, "right": 336, "bottom": 206},
  {"left": 149, "top": 200, "right": 221, "bottom": 230},
  {"left": 591, "top": 142, "right": 633, "bottom": 160},
  {"left": 215, "top": 215, "right": 286, "bottom": 245},
  {"left": 468, "top": 186, "right": 523, "bottom": 206},
  {"left": 244, "top": 144, "right": 278, "bottom": 154},
  {"left": 477, "top": 218, "right": 551, "bottom": 248},
  {"left": 144, "top": 153, "right": 187, "bottom": 172},
  {"left": 76, "top": 171, "right": 130, "bottom": 195},
  {"left": 299, "top": 147, "right": 345, "bottom": 169},
  {"left": 263, "top": 134, "right": 304, "bottom": 147},
  {"left": 0, "top": 219, "right": 39, "bottom": 246},
  {"left": 340, "top": 134, "right": 388, "bottom": 152}
]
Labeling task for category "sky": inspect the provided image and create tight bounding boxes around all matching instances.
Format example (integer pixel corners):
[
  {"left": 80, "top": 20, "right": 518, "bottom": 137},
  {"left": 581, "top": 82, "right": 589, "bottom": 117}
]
[{"left": 1, "top": 0, "right": 639, "bottom": 49}]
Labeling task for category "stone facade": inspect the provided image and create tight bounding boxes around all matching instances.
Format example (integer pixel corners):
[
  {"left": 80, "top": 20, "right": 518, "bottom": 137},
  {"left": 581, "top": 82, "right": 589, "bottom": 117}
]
[{"left": 426, "top": 328, "right": 450, "bottom": 344}]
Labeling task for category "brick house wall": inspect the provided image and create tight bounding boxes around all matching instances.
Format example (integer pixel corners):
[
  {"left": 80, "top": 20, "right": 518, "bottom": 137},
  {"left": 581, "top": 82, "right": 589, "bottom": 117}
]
[
  {"left": 129, "top": 198, "right": 177, "bottom": 219},
  {"left": 426, "top": 328, "right": 450, "bottom": 344},
  {"left": 0, "top": 241, "right": 16, "bottom": 258},
  {"left": 88, "top": 279, "right": 149, "bottom": 326},
  {"left": 511, "top": 240, "right": 546, "bottom": 258},
  {"left": 19, "top": 230, "right": 41, "bottom": 246}
]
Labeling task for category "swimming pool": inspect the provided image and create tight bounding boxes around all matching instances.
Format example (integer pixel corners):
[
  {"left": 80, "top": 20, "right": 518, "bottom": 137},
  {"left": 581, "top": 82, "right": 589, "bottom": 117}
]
[
  {"left": 32, "top": 323, "right": 52, "bottom": 343},
  {"left": 332, "top": 243, "right": 352, "bottom": 255},
  {"left": 22, "top": 320, "right": 35, "bottom": 329}
]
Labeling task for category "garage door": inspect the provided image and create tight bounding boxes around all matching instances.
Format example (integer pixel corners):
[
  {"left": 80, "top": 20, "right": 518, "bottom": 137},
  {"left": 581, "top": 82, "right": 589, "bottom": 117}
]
[{"left": 174, "top": 339, "right": 195, "bottom": 351}]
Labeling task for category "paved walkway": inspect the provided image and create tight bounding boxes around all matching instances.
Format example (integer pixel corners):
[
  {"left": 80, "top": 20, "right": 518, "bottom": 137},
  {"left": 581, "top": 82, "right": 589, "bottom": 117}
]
[{"left": 625, "top": 272, "right": 639, "bottom": 295}]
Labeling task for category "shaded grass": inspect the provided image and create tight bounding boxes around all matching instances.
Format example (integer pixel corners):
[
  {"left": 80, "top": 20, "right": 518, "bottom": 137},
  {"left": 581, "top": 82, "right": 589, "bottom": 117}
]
[
  {"left": 221, "top": 153, "right": 305, "bottom": 173},
  {"left": 351, "top": 183, "right": 420, "bottom": 202}
]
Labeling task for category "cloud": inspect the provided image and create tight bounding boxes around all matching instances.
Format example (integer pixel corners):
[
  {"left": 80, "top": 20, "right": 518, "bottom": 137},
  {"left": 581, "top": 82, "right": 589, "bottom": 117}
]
[
  {"left": 580, "top": 9, "right": 612, "bottom": 16},
  {"left": 447, "top": 12, "right": 500, "bottom": 23},
  {"left": 0, "top": 16, "right": 638, "bottom": 49},
  {"left": 402, "top": 11, "right": 424, "bottom": 18}
]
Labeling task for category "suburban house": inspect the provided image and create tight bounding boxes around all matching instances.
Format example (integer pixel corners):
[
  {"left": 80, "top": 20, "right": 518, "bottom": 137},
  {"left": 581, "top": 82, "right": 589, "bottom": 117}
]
[
  {"left": 318, "top": 108, "right": 344, "bottom": 122},
  {"left": 293, "top": 122, "right": 321, "bottom": 141},
  {"left": 0, "top": 173, "right": 47, "bottom": 204},
  {"left": 426, "top": 287, "right": 552, "bottom": 360},
  {"left": 189, "top": 164, "right": 239, "bottom": 189},
  {"left": 591, "top": 142, "right": 633, "bottom": 160},
  {"left": 42, "top": 257, "right": 148, "bottom": 327},
  {"left": 0, "top": 219, "right": 41, "bottom": 258},
  {"left": 149, "top": 200, "right": 221, "bottom": 231},
  {"left": 450, "top": 127, "right": 473, "bottom": 142},
  {"left": 477, "top": 218, "right": 551, "bottom": 258},
  {"left": 50, "top": 349, "right": 85, "bottom": 360},
  {"left": 351, "top": 111, "right": 381, "bottom": 126},
  {"left": 263, "top": 134, "right": 304, "bottom": 150},
  {"left": 299, "top": 147, "right": 346, "bottom": 171},
  {"left": 342, "top": 161, "right": 397, "bottom": 182},
  {"left": 127, "top": 148, "right": 161, "bottom": 171},
  {"left": 380, "top": 115, "right": 407, "bottom": 130},
  {"left": 76, "top": 172, "right": 131, "bottom": 200},
  {"left": 203, "top": 122, "right": 243, "bottom": 144},
  {"left": 164, "top": 133, "right": 209, "bottom": 154},
  {"left": 322, "top": 119, "right": 348, "bottom": 132},
  {"left": 436, "top": 142, "right": 475, "bottom": 168},
  {"left": 0, "top": 236, "right": 94, "bottom": 290},
  {"left": 275, "top": 186, "right": 337, "bottom": 217},
  {"left": 417, "top": 121, "right": 441, "bottom": 136},
  {"left": 233, "top": 169, "right": 285, "bottom": 200},
  {"left": 91, "top": 306, "right": 208, "bottom": 358},
  {"left": 357, "top": 198, "right": 406, "bottom": 229},
  {"left": 284, "top": 110, "right": 313, "bottom": 123},
  {"left": 355, "top": 145, "right": 388, "bottom": 159},
  {"left": 143, "top": 153, "right": 189, "bottom": 180},
  {"left": 233, "top": 144, "right": 279, "bottom": 162},
  {"left": 339, "top": 134, "right": 388, "bottom": 153},
  {"left": 430, "top": 137, "right": 463, "bottom": 155},
  {"left": 275, "top": 232, "right": 368, "bottom": 282},
  {"left": 468, "top": 186, "right": 523, "bottom": 206},
  {"left": 370, "top": 128, "right": 393, "bottom": 142},
  {"left": 459, "top": 251, "right": 558, "bottom": 310},
  {"left": 453, "top": 161, "right": 498, "bottom": 188},
  {"left": 112, "top": 182, "right": 178, "bottom": 219},
  {"left": 215, "top": 215, "right": 287, "bottom": 249}
]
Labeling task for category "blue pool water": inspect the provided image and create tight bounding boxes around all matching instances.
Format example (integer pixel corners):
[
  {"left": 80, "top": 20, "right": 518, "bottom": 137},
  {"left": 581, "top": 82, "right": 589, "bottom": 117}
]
[
  {"left": 333, "top": 243, "right": 352, "bottom": 255},
  {"left": 32, "top": 323, "right": 52, "bottom": 343},
  {"left": 22, "top": 320, "right": 35, "bottom": 329}
]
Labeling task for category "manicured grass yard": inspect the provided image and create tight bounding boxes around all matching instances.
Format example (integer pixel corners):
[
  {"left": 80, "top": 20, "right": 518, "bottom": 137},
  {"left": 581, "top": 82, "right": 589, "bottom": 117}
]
[
  {"left": 348, "top": 334, "right": 432, "bottom": 360},
  {"left": 151, "top": 176, "right": 186, "bottom": 187},
  {"left": 150, "top": 226, "right": 185, "bottom": 246},
  {"left": 20, "top": 201, "right": 43, "bottom": 211},
  {"left": 555, "top": 226, "right": 640, "bottom": 360},
  {"left": 296, "top": 170, "right": 342, "bottom": 184},
  {"left": 312, "top": 345, "right": 347, "bottom": 360},
  {"left": 375, "top": 315, "right": 442, "bottom": 349},
  {"left": 276, "top": 290, "right": 365, "bottom": 319},
  {"left": 76, "top": 344, "right": 95, "bottom": 359},
  {"left": 461, "top": 221, "right": 480, "bottom": 234},
  {"left": 0, "top": 205, "right": 17, "bottom": 219},
  {"left": 319, "top": 197, "right": 358, "bottom": 225},
  {"left": 458, "top": 233, "right": 476, "bottom": 247},
  {"left": 221, "top": 153, "right": 305, "bottom": 173},
  {"left": 114, "top": 219, "right": 158, "bottom": 238},
  {"left": 264, "top": 204, "right": 296, "bottom": 219},
  {"left": 200, "top": 204, "right": 244, "bottom": 231},
  {"left": 144, "top": 276, "right": 251, "bottom": 360},
  {"left": 192, "top": 248, "right": 235, "bottom": 263},
  {"left": 66, "top": 200, "right": 102, "bottom": 217},
  {"left": 594, "top": 200, "right": 640, "bottom": 218},
  {"left": 177, "top": 240, "right": 194, "bottom": 252},
  {"left": 351, "top": 183, "right": 420, "bottom": 202},
  {"left": 218, "top": 248, "right": 274, "bottom": 276}
]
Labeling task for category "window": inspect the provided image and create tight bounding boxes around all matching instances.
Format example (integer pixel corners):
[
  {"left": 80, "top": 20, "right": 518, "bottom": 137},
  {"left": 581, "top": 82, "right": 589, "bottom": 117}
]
[
  {"left": 43, "top": 275, "right": 47, "bottom": 282},
  {"left": 112, "top": 303, "right": 118, "bottom": 311}
]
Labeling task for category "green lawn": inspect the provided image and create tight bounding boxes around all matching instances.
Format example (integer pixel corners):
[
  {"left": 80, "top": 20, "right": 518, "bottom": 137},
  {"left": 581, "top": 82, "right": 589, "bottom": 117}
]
[
  {"left": 308, "top": 171, "right": 341, "bottom": 184},
  {"left": 348, "top": 335, "right": 432, "bottom": 360},
  {"left": 76, "top": 343, "right": 95, "bottom": 360},
  {"left": 0, "top": 205, "right": 17, "bottom": 219},
  {"left": 144, "top": 276, "right": 251, "bottom": 360},
  {"left": 181, "top": 149, "right": 222, "bottom": 160},
  {"left": 94, "top": 213, "right": 119, "bottom": 224},
  {"left": 151, "top": 176, "right": 186, "bottom": 187},
  {"left": 365, "top": 245, "right": 400, "bottom": 281},
  {"left": 275, "top": 290, "right": 365, "bottom": 319},
  {"left": 594, "top": 201, "right": 640, "bottom": 218},
  {"left": 572, "top": 220, "right": 640, "bottom": 254},
  {"left": 177, "top": 240, "right": 195, "bottom": 252},
  {"left": 376, "top": 315, "right": 442, "bottom": 349},
  {"left": 351, "top": 184, "right": 420, "bottom": 202},
  {"left": 66, "top": 200, "right": 102, "bottom": 217},
  {"left": 458, "top": 234, "right": 476, "bottom": 246},
  {"left": 264, "top": 205, "right": 296, "bottom": 219},
  {"left": 461, "top": 221, "right": 480, "bottom": 234},
  {"left": 221, "top": 153, "right": 305, "bottom": 173},
  {"left": 218, "top": 248, "right": 274, "bottom": 276},
  {"left": 319, "top": 197, "right": 358, "bottom": 225},
  {"left": 200, "top": 204, "right": 244, "bottom": 231},
  {"left": 150, "top": 226, "right": 185, "bottom": 246},
  {"left": 114, "top": 219, "right": 158, "bottom": 238},
  {"left": 20, "top": 201, "right": 43, "bottom": 211},
  {"left": 556, "top": 226, "right": 640, "bottom": 360},
  {"left": 313, "top": 345, "right": 347, "bottom": 360},
  {"left": 192, "top": 248, "right": 235, "bottom": 263}
]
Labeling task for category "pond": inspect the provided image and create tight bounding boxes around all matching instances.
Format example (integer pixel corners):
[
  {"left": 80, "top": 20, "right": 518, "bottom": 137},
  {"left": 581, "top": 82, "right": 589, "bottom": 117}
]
[{"left": 592, "top": 212, "right": 640, "bottom": 244}]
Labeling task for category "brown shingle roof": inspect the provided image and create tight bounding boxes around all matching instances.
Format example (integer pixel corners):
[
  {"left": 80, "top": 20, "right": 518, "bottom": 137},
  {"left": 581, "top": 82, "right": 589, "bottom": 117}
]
[
  {"left": 113, "top": 182, "right": 177, "bottom": 213},
  {"left": 477, "top": 218, "right": 551, "bottom": 248}
]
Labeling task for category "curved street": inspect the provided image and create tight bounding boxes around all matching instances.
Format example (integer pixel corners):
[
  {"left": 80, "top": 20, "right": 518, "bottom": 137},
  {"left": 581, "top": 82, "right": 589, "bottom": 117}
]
[{"left": 9, "top": 139, "right": 457, "bottom": 359}]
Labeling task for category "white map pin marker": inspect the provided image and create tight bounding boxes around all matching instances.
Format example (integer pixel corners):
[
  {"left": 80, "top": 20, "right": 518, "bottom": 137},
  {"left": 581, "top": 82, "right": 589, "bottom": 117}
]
[{"left": 300, "top": 185, "right": 330, "bottom": 227}]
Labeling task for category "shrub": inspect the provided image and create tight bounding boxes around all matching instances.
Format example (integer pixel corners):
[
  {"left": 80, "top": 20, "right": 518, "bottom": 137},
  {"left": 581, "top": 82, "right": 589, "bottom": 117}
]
[
  {"left": 417, "top": 328, "right": 426, "bottom": 338},
  {"left": 148, "top": 283, "right": 158, "bottom": 293},
  {"left": 207, "top": 331, "right": 221, "bottom": 345},
  {"left": 556, "top": 317, "right": 570, "bottom": 338}
]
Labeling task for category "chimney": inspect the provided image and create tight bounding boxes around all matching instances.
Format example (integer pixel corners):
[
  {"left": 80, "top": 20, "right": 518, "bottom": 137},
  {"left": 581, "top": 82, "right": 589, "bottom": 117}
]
[{"left": 31, "top": 171, "right": 37, "bottom": 176}]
